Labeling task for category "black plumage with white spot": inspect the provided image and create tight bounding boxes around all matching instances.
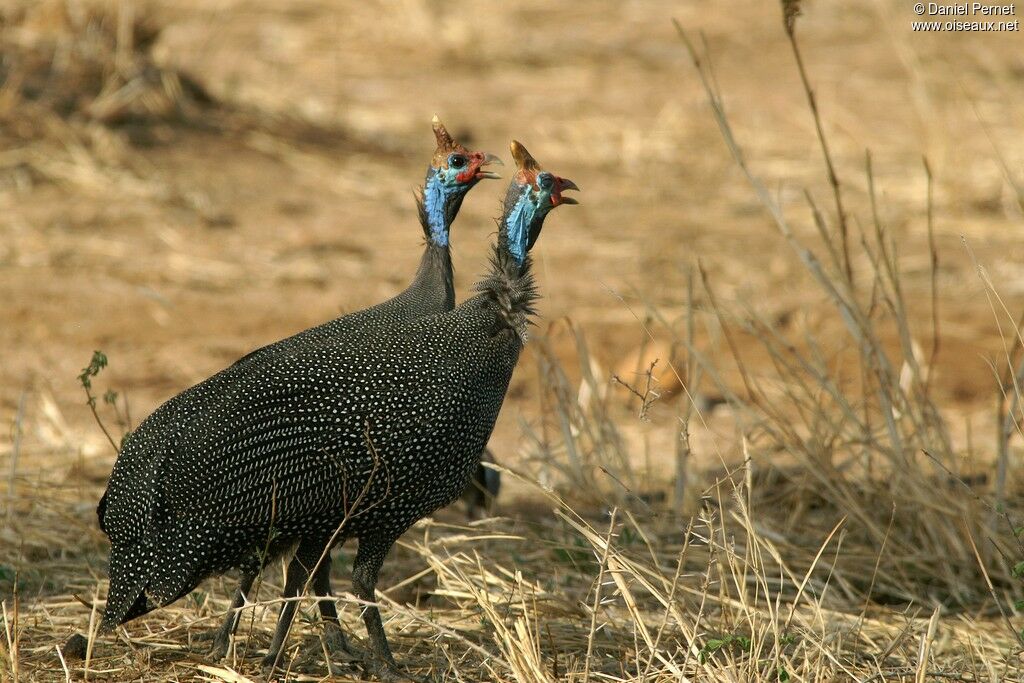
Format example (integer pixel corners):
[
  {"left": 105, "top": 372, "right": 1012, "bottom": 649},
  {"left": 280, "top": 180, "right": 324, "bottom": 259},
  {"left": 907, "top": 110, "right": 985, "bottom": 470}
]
[
  {"left": 98, "top": 118, "right": 492, "bottom": 651},
  {"left": 96, "top": 139, "right": 576, "bottom": 676}
]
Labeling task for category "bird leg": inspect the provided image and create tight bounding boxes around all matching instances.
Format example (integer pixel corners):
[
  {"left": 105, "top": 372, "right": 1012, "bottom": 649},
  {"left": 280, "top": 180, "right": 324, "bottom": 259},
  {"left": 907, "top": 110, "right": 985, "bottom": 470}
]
[
  {"left": 262, "top": 542, "right": 321, "bottom": 670},
  {"left": 311, "top": 559, "right": 360, "bottom": 663},
  {"left": 352, "top": 537, "right": 394, "bottom": 666},
  {"left": 209, "top": 571, "right": 256, "bottom": 660},
  {"left": 353, "top": 536, "right": 428, "bottom": 682}
]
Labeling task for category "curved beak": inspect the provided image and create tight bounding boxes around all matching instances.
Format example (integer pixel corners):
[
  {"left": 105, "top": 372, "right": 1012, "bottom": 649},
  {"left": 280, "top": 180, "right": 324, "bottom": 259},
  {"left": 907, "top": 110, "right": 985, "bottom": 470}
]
[
  {"left": 551, "top": 176, "right": 580, "bottom": 206},
  {"left": 475, "top": 152, "right": 503, "bottom": 180}
]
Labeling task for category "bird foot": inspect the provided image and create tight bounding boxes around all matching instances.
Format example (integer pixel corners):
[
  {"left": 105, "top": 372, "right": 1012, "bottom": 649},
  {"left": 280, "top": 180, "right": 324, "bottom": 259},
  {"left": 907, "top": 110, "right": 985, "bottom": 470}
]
[
  {"left": 208, "top": 633, "right": 231, "bottom": 661},
  {"left": 190, "top": 629, "right": 230, "bottom": 660},
  {"left": 322, "top": 624, "right": 362, "bottom": 676},
  {"left": 260, "top": 650, "right": 286, "bottom": 671},
  {"left": 323, "top": 624, "right": 361, "bottom": 663},
  {"left": 191, "top": 629, "right": 216, "bottom": 643},
  {"left": 363, "top": 656, "right": 432, "bottom": 683}
]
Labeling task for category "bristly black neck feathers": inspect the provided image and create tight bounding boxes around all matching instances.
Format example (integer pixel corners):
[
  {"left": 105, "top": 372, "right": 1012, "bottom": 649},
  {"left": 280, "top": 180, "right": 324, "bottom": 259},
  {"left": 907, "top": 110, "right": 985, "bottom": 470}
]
[
  {"left": 473, "top": 242, "right": 539, "bottom": 344},
  {"left": 471, "top": 176, "right": 549, "bottom": 343}
]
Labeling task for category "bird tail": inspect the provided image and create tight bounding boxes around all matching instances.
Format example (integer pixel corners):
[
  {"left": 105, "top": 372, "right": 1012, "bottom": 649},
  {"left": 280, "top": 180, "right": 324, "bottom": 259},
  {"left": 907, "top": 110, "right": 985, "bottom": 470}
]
[
  {"left": 100, "top": 542, "right": 154, "bottom": 631},
  {"left": 101, "top": 536, "right": 204, "bottom": 631}
]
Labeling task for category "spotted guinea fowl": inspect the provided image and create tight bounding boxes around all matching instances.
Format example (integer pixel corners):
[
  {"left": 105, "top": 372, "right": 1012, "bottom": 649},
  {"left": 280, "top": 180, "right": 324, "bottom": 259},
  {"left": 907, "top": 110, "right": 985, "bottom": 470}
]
[
  {"left": 96, "top": 116, "right": 498, "bottom": 658},
  {"left": 96, "top": 140, "right": 576, "bottom": 680}
]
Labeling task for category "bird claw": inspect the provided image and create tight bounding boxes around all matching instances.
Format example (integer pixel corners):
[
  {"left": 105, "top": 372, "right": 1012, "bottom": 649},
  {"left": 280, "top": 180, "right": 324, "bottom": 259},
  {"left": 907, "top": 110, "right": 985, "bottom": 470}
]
[
  {"left": 363, "top": 656, "right": 432, "bottom": 683},
  {"left": 191, "top": 629, "right": 229, "bottom": 660},
  {"left": 323, "top": 624, "right": 362, "bottom": 677},
  {"left": 323, "top": 624, "right": 361, "bottom": 663},
  {"left": 260, "top": 651, "right": 286, "bottom": 671},
  {"left": 207, "top": 634, "right": 230, "bottom": 661}
]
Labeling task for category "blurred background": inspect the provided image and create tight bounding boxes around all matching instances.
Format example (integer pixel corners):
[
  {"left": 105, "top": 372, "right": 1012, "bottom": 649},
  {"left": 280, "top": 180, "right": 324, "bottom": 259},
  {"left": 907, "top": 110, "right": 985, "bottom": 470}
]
[
  {"left": 2, "top": 0, "right": 1022, "bottom": 461},
  {"left": 3, "top": 0, "right": 1024, "bottom": 679}
]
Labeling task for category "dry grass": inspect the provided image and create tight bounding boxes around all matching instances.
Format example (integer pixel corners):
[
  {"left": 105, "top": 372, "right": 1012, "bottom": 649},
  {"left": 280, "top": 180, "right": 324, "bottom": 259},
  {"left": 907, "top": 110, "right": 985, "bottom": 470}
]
[
  {"left": 0, "top": 0, "right": 206, "bottom": 200},
  {"left": 4, "top": 437, "right": 1022, "bottom": 681},
  {"left": 3, "top": 0, "right": 1024, "bottom": 681},
  {"left": 0, "top": 0, "right": 354, "bottom": 217}
]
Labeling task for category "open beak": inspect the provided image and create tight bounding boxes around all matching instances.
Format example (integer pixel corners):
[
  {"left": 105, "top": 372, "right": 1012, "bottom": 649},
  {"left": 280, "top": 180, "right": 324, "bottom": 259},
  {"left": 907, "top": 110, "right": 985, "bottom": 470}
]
[
  {"left": 551, "top": 176, "right": 580, "bottom": 206},
  {"left": 474, "top": 152, "right": 503, "bottom": 180}
]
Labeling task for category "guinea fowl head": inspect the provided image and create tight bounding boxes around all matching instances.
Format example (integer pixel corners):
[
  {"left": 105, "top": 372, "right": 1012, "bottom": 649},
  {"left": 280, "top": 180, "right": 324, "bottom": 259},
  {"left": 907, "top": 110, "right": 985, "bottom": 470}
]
[
  {"left": 421, "top": 115, "right": 501, "bottom": 245},
  {"left": 499, "top": 139, "right": 579, "bottom": 264}
]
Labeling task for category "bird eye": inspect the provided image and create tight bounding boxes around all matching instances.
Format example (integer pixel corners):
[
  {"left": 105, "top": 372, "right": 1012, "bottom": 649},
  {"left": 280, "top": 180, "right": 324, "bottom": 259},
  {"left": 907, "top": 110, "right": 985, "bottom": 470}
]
[
  {"left": 449, "top": 154, "right": 467, "bottom": 169},
  {"left": 537, "top": 172, "right": 554, "bottom": 189}
]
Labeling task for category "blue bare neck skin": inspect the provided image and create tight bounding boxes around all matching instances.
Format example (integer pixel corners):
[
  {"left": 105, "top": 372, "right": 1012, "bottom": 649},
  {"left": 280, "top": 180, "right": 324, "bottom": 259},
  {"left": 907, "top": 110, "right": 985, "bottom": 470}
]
[
  {"left": 503, "top": 186, "right": 536, "bottom": 265},
  {"left": 423, "top": 170, "right": 459, "bottom": 247}
]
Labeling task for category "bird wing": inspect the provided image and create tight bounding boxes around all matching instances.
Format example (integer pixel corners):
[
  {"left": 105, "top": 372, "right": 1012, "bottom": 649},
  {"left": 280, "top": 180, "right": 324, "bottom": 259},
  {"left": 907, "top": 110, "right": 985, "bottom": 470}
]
[{"left": 150, "top": 345, "right": 454, "bottom": 530}]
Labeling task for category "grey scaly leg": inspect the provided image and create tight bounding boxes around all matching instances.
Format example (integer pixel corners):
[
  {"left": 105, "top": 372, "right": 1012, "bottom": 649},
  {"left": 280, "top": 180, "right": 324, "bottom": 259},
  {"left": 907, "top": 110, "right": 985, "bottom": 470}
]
[
  {"left": 262, "top": 540, "right": 324, "bottom": 670},
  {"left": 210, "top": 571, "right": 256, "bottom": 660},
  {"left": 352, "top": 536, "right": 394, "bottom": 667},
  {"left": 352, "top": 536, "right": 428, "bottom": 681},
  {"left": 311, "top": 559, "right": 359, "bottom": 662}
]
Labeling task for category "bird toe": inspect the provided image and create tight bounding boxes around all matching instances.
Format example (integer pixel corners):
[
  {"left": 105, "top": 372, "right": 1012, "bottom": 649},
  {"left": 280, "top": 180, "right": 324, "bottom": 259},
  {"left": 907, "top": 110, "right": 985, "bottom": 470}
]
[
  {"left": 323, "top": 624, "right": 361, "bottom": 662},
  {"left": 363, "top": 656, "right": 431, "bottom": 683}
]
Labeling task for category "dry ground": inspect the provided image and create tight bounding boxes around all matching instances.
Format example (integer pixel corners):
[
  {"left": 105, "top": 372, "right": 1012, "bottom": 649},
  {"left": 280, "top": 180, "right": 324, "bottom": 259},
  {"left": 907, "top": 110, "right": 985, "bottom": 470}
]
[{"left": 3, "top": 0, "right": 1024, "bottom": 681}]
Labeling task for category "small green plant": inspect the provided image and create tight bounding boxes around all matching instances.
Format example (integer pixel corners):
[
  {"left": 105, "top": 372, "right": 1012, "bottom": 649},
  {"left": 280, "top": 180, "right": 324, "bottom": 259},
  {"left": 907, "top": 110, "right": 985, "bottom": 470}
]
[
  {"left": 551, "top": 534, "right": 598, "bottom": 574},
  {"left": 697, "top": 633, "right": 751, "bottom": 663},
  {"left": 189, "top": 590, "right": 207, "bottom": 612},
  {"left": 77, "top": 350, "right": 133, "bottom": 452}
]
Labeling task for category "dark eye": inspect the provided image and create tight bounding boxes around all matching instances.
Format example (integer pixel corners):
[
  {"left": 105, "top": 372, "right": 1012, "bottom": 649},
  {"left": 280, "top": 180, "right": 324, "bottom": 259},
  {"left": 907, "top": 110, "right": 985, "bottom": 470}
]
[
  {"left": 449, "top": 154, "right": 467, "bottom": 169},
  {"left": 537, "top": 173, "right": 554, "bottom": 189}
]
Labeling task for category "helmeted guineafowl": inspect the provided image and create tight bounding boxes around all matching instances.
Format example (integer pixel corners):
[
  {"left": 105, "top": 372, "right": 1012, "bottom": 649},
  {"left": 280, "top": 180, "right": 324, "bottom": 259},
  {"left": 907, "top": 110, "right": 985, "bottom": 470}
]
[
  {"left": 96, "top": 117, "right": 498, "bottom": 661},
  {"left": 97, "top": 140, "right": 576, "bottom": 680}
]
